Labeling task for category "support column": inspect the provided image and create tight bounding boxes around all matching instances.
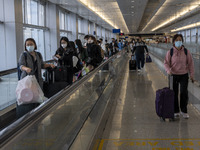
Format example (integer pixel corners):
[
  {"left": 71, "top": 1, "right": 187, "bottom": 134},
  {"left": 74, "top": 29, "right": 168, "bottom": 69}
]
[{"left": 4, "top": 0, "right": 23, "bottom": 67}]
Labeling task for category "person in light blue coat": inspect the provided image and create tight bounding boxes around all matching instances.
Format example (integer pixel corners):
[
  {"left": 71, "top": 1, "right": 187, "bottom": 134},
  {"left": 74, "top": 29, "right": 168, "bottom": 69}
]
[{"left": 118, "top": 40, "right": 123, "bottom": 51}]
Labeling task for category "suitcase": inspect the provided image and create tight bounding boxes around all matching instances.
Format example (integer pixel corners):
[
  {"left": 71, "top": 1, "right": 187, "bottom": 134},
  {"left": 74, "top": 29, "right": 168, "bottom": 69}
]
[
  {"left": 155, "top": 76, "right": 174, "bottom": 121},
  {"left": 54, "top": 66, "right": 68, "bottom": 82},
  {"left": 129, "top": 55, "right": 137, "bottom": 70},
  {"left": 43, "top": 68, "right": 69, "bottom": 98}
]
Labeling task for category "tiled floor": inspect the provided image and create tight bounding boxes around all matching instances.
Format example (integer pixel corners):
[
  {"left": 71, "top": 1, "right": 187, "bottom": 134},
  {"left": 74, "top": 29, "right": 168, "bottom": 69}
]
[{"left": 96, "top": 62, "right": 200, "bottom": 150}]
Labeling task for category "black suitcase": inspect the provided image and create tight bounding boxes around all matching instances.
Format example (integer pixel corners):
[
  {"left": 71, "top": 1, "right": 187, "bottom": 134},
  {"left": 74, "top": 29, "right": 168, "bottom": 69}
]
[
  {"left": 43, "top": 68, "right": 69, "bottom": 98},
  {"left": 129, "top": 55, "right": 136, "bottom": 70},
  {"left": 54, "top": 66, "right": 68, "bottom": 82}
]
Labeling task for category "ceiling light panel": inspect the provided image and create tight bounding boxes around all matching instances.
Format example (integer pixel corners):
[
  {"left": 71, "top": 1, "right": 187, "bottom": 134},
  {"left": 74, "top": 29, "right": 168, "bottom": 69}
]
[
  {"left": 77, "top": 0, "right": 129, "bottom": 33},
  {"left": 143, "top": 0, "right": 200, "bottom": 32}
]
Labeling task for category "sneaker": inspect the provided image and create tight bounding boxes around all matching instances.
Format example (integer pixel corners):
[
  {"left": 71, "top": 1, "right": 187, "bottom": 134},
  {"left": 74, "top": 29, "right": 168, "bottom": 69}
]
[
  {"left": 174, "top": 113, "right": 180, "bottom": 118},
  {"left": 181, "top": 112, "right": 189, "bottom": 119},
  {"left": 137, "top": 69, "right": 141, "bottom": 72}
]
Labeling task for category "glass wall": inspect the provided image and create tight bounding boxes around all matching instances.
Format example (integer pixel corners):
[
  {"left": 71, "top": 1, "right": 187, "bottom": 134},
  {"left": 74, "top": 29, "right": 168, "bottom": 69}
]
[
  {"left": 23, "top": 27, "right": 45, "bottom": 58},
  {"left": 22, "top": 0, "right": 46, "bottom": 59},
  {"left": 59, "top": 10, "right": 72, "bottom": 40},
  {"left": 0, "top": 0, "right": 6, "bottom": 71}
]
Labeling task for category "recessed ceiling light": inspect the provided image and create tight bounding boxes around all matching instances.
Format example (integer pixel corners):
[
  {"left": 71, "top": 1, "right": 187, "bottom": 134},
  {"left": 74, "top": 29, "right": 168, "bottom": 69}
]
[
  {"left": 132, "top": 12, "right": 134, "bottom": 13},
  {"left": 131, "top": 1, "right": 135, "bottom": 2},
  {"left": 131, "top": 6, "right": 134, "bottom": 8}
]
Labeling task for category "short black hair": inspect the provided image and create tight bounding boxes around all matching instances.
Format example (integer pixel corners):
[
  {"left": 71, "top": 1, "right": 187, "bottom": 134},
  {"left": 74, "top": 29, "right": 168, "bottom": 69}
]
[
  {"left": 25, "top": 38, "right": 37, "bottom": 51},
  {"left": 84, "top": 35, "right": 90, "bottom": 40},
  {"left": 173, "top": 34, "right": 184, "bottom": 43}
]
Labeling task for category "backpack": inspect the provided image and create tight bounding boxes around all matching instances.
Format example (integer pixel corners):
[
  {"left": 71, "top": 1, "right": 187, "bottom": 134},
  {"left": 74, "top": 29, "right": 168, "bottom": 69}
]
[
  {"left": 17, "top": 52, "right": 42, "bottom": 80},
  {"left": 170, "top": 47, "right": 187, "bottom": 57}
]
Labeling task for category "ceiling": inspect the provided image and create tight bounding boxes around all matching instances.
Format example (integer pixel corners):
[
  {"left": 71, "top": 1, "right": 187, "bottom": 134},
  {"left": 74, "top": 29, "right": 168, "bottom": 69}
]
[{"left": 47, "top": 0, "right": 200, "bottom": 34}]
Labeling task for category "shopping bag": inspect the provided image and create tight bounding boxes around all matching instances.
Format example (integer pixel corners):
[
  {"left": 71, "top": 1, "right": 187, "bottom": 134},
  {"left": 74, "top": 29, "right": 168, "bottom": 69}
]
[
  {"left": 16, "top": 75, "right": 44, "bottom": 105},
  {"left": 81, "top": 65, "right": 90, "bottom": 76}
]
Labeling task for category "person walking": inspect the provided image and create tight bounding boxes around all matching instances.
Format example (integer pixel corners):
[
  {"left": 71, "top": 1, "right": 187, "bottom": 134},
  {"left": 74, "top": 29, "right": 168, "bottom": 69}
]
[
  {"left": 133, "top": 36, "right": 149, "bottom": 73},
  {"left": 164, "top": 34, "right": 195, "bottom": 119}
]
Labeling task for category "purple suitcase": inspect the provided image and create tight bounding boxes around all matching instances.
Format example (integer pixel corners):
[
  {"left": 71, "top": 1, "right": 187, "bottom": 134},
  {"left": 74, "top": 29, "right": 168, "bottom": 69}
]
[{"left": 155, "top": 87, "right": 174, "bottom": 121}]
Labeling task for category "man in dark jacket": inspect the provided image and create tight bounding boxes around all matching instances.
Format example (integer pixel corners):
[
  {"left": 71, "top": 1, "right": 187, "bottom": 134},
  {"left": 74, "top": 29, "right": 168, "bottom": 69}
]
[
  {"left": 109, "top": 38, "right": 118, "bottom": 56},
  {"left": 132, "top": 36, "right": 149, "bottom": 73}
]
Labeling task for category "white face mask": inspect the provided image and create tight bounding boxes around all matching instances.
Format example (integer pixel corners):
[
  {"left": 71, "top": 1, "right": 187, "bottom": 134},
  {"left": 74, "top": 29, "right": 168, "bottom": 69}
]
[
  {"left": 26, "top": 46, "right": 35, "bottom": 52},
  {"left": 61, "top": 43, "right": 67, "bottom": 48}
]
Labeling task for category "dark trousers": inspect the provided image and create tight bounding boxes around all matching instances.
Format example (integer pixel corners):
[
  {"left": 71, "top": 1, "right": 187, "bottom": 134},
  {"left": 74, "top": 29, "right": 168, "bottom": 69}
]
[
  {"left": 136, "top": 54, "right": 145, "bottom": 69},
  {"left": 173, "top": 73, "right": 189, "bottom": 113}
]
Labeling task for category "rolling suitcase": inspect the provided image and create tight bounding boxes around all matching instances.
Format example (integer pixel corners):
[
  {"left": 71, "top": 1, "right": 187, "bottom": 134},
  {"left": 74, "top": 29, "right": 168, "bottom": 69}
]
[
  {"left": 43, "top": 68, "right": 69, "bottom": 98},
  {"left": 129, "top": 55, "right": 136, "bottom": 70},
  {"left": 155, "top": 75, "right": 174, "bottom": 121}
]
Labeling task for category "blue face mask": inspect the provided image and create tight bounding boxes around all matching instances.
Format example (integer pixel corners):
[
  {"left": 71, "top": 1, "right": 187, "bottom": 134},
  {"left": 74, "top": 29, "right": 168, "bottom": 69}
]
[
  {"left": 175, "top": 41, "right": 182, "bottom": 48},
  {"left": 75, "top": 44, "right": 78, "bottom": 49}
]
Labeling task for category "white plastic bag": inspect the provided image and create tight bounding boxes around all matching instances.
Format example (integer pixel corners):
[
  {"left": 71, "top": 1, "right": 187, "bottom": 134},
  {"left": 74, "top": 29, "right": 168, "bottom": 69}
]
[
  {"left": 16, "top": 75, "right": 44, "bottom": 105},
  {"left": 72, "top": 56, "right": 79, "bottom": 67}
]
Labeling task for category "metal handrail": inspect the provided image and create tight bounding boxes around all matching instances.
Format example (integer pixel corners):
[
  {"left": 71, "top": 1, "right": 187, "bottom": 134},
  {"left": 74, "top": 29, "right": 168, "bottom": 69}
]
[{"left": 0, "top": 52, "right": 121, "bottom": 147}]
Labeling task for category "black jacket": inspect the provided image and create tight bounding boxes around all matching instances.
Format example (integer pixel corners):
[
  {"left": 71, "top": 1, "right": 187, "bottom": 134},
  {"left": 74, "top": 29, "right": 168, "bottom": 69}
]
[
  {"left": 87, "top": 43, "right": 103, "bottom": 67},
  {"left": 55, "top": 47, "right": 74, "bottom": 68},
  {"left": 109, "top": 42, "right": 118, "bottom": 54},
  {"left": 133, "top": 41, "right": 148, "bottom": 55}
]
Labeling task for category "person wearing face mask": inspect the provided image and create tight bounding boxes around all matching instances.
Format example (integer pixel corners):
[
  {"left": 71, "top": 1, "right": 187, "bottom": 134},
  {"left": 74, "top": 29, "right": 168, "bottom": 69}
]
[
  {"left": 86, "top": 35, "right": 103, "bottom": 70},
  {"left": 164, "top": 34, "right": 195, "bottom": 119},
  {"left": 18, "top": 38, "right": 55, "bottom": 118},
  {"left": 19, "top": 38, "right": 55, "bottom": 88},
  {"left": 109, "top": 38, "right": 118, "bottom": 56},
  {"left": 54, "top": 37, "right": 75, "bottom": 84},
  {"left": 75, "top": 39, "right": 88, "bottom": 63}
]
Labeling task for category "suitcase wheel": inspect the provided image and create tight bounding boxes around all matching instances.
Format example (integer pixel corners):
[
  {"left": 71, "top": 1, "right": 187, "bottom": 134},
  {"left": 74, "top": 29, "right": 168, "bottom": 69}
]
[{"left": 160, "top": 117, "right": 165, "bottom": 122}]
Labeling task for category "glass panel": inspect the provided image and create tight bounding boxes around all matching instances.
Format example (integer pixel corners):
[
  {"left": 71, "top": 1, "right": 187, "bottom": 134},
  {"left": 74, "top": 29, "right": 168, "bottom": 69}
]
[
  {"left": 26, "top": 0, "right": 31, "bottom": 24},
  {"left": 23, "top": 27, "right": 32, "bottom": 42},
  {"left": 38, "top": 29, "right": 45, "bottom": 59},
  {"left": 186, "top": 29, "right": 190, "bottom": 43},
  {"left": 0, "top": 0, "right": 3, "bottom": 21},
  {"left": 0, "top": 24, "right": 6, "bottom": 71},
  {"left": 60, "top": 32, "right": 68, "bottom": 38},
  {"left": 59, "top": 12, "right": 65, "bottom": 30},
  {"left": 39, "top": 4, "right": 45, "bottom": 26},
  {"left": 22, "top": 0, "right": 24, "bottom": 23},
  {"left": 67, "top": 14, "right": 71, "bottom": 31},
  {"left": 78, "top": 18, "right": 81, "bottom": 33},
  {"left": 198, "top": 28, "right": 200, "bottom": 44},
  {"left": 31, "top": 0, "right": 38, "bottom": 25},
  {"left": 65, "top": 13, "right": 68, "bottom": 30}
]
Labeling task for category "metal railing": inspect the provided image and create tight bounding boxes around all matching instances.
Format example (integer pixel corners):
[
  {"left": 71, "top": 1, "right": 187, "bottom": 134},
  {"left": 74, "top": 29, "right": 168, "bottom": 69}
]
[{"left": 0, "top": 52, "right": 121, "bottom": 147}]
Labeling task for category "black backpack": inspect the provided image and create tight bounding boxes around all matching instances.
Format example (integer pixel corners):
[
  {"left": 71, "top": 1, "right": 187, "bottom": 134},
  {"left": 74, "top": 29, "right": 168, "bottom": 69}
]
[{"left": 170, "top": 47, "right": 187, "bottom": 57}]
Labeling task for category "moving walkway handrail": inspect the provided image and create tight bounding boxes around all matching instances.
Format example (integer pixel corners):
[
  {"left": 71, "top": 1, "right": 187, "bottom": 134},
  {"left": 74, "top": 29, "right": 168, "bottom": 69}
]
[{"left": 0, "top": 52, "right": 121, "bottom": 147}]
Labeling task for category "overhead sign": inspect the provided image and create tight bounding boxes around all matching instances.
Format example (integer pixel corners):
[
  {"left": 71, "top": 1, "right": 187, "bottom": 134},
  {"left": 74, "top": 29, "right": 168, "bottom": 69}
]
[{"left": 112, "top": 29, "right": 120, "bottom": 33}]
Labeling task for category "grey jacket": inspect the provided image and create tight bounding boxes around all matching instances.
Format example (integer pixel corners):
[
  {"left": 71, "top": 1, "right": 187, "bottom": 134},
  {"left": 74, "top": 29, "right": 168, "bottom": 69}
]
[{"left": 19, "top": 51, "right": 45, "bottom": 89}]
